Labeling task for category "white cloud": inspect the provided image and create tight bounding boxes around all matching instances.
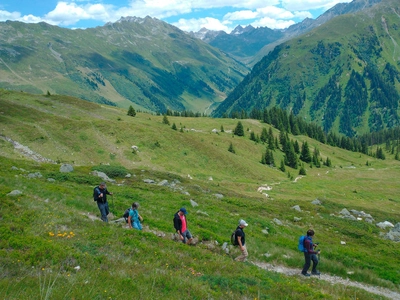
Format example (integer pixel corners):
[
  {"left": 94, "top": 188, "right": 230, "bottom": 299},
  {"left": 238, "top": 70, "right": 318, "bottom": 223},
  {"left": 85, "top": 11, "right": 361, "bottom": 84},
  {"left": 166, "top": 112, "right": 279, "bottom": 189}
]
[
  {"left": 0, "top": 0, "right": 354, "bottom": 30},
  {"left": 224, "top": 10, "right": 258, "bottom": 21},
  {"left": 252, "top": 17, "right": 295, "bottom": 29},
  {"left": 172, "top": 17, "right": 231, "bottom": 32},
  {"left": 281, "top": 0, "right": 352, "bottom": 11},
  {"left": 0, "top": 10, "right": 21, "bottom": 21},
  {"left": 256, "top": 6, "right": 294, "bottom": 19}
]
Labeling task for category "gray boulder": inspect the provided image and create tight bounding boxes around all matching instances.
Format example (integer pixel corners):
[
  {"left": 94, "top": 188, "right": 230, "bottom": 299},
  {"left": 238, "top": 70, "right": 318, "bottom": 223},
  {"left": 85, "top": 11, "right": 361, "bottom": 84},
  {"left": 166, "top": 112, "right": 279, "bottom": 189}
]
[
  {"left": 291, "top": 205, "right": 301, "bottom": 212},
  {"left": 190, "top": 199, "right": 198, "bottom": 207},
  {"left": 376, "top": 221, "right": 394, "bottom": 229},
  {"left": 339, "top": 208, "right": 351, "bottom": 216},
  {"left": 7, "top": 190, "right": 22, "bottom": 196},
  {"left": 311, "top": 199, "right": 322, "bottom": 205},
  {"left": 143, "top": 179, "right": 155, "bottom": 184},
  {"left": 273, "top": 218, "right": 283, "bottom": 226},
  {"left": 91, "top": 171, "right": 116, "bottom": 183},
  {"left": 384, "top": 223, "right": 400, "bottom": 242},
  {"left": 60, "top": 164, "right": 74, "bottom": 173},
  {"left": 27, "top": 172, "right": 42, "bottom": 179}
]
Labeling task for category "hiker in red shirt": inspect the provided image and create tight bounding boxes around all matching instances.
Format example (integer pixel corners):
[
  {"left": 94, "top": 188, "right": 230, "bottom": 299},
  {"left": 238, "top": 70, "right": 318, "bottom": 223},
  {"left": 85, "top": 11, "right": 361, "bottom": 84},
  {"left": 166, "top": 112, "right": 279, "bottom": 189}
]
[{"left": 173, "top": 207, "right": 193, "bottom": 244}]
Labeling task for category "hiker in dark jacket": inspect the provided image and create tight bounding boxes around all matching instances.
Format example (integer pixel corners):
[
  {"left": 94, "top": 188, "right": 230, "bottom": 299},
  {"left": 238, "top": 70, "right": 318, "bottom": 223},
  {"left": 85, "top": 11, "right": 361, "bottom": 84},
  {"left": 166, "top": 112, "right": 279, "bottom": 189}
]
[
  {"left": 93, "top": 182, "right": 113, "bottom": 222},
  {"left": 301, "top": 229, "right": 321, "bottom": 276},
  {"left": 235, "top": 219, "right": 248, "bottom": 262},
  {"left": 173, "top": 207, "right": 193, "bottom": 244}
]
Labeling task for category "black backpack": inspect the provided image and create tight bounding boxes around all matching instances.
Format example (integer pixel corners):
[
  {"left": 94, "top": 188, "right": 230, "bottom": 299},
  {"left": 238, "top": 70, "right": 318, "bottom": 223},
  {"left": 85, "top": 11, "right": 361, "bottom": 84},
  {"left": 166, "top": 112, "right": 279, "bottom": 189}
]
[
  {"left": 123, "top": 208, "right": 131, "bottom": 222},
  {"left": 231, "top": 229, "right": 239, "bottom": 246},
  {"left": 93, "top": 187, "right": 99, "bottom": 201}
]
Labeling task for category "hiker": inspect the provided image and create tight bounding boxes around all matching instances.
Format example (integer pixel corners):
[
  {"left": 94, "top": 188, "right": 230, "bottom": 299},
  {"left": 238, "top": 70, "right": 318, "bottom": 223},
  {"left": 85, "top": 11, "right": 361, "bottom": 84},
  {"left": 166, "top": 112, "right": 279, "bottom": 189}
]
[
  {"left": 93, "top": 182, "right": 113, "bottom": 222},
  {"left": 173, "top": 207, "right": 193, "bottom": 244},
  {"left": 301, "top": 229, "right": 321, "bottom": 276},
  {"left": 235, "top": 219, "right": 248, "bottom": 262},
  {"left": 128, "top": 202, "right": 143, "bottom": 230}
]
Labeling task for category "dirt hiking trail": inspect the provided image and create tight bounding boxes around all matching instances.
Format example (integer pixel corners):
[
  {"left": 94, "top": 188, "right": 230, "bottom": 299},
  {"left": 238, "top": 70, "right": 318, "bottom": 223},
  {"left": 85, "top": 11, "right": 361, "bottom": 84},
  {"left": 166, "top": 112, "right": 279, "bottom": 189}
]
[{"left": 254, "top": 262, "right": 400, "bottom": 300}]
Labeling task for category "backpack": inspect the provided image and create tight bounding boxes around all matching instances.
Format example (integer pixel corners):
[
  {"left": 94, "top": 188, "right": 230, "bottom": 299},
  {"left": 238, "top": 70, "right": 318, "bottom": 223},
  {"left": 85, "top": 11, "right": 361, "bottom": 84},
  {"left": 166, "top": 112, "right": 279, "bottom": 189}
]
[
  {"left": 123, "top": 208, "right": 131, "bottom": 222},
  {"left": 231, "top": 229, "right": 239, "bottom": 246},
  {"left": 298, "top": 235, "right": 308, "bottom": 252},
  {"left": 93, "top": 187, "right": 99, "bottom": 201}
]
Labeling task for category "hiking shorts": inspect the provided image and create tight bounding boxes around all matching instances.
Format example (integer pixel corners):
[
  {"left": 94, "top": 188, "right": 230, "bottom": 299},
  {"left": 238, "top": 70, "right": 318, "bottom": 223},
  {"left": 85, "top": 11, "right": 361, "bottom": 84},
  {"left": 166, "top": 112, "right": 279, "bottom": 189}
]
[{"left": 181, "top": 229, "right": 192, "bottom": 243}]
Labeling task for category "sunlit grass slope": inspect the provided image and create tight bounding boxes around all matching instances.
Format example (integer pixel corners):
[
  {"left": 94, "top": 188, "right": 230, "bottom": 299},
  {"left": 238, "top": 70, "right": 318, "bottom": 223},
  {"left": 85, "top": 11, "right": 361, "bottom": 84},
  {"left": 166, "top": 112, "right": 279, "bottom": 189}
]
[{"left": 0, "top": 90, "right": 399, "bottom": 299}]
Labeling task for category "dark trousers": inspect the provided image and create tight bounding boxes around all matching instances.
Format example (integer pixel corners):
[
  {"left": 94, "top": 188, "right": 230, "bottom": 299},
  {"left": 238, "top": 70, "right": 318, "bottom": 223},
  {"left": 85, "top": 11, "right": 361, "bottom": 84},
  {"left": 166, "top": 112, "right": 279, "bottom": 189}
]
[
  {"left": 302, "top": 253, "right": 318, "bottom": 274},
  {"left": 97, "top": 201, "right": 109, "bottom": 222}
]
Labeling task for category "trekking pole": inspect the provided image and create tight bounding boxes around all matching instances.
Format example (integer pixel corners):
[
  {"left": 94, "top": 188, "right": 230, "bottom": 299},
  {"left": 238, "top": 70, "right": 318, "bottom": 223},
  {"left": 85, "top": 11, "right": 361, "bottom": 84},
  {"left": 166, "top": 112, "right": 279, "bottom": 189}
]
[{"left": 111, "top": 194, "right": 115, "bottom": 214}]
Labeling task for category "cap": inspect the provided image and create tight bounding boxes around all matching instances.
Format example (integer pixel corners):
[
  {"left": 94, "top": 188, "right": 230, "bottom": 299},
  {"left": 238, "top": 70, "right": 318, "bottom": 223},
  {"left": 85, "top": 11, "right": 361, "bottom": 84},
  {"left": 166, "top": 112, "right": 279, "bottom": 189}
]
[
  {"left": 179, "top": 207, "right": 188, "bottom": 215},
  {"left": 239, "top": 219, "right": 248, "bottom": 227}
]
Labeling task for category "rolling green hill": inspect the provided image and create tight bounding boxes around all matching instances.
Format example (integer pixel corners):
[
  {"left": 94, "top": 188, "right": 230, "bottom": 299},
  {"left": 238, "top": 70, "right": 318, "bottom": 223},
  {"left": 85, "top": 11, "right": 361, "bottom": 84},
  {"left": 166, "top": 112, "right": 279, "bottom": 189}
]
[
  {"left": 213, "top": 0, "right": 400, "bottom": 137},
  {"left": 1, "top": 90, "right": 399, "bottom": 299},
  {"left": 0, "top": 17, "right": 248, "bottom": 114}
]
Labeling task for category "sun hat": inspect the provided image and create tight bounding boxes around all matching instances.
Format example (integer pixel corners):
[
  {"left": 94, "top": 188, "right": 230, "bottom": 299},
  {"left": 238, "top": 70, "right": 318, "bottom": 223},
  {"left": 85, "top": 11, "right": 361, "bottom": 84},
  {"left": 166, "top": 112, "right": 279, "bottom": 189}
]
[{"left": 239, "top": 219, "right": 248, "bottom": 226}]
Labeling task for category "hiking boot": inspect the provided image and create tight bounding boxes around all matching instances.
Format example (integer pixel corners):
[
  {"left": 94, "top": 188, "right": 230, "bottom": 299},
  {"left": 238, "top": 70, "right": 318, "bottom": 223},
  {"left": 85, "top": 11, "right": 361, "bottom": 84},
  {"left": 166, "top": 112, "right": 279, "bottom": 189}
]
[
  {"left": 311, "top": 271, "right": 321, "bottom": 275},
  {"left": 302, "top": 273, "right": 311, "bottom": 277}
]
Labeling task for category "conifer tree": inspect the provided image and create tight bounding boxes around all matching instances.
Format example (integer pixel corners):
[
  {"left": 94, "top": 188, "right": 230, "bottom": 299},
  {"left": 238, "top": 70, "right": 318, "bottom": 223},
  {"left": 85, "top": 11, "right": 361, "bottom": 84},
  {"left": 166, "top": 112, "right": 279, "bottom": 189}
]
[
  {"left": 293, "top": 140, "right": 300, "bottom": 154},
  {"left": 234, "top": 121, "right": 244, "bottom": 136},
  {"left": 299, "top": 166, "right": 307, "bottom": 175},
  {"left": 265, "top": 149, "right": 274, "bottom": 166},
  {"left": 127, "top": 105, "right": 136, "bottom": 117},
  {"left": 172, "top": 123, "right": 177, "bottom": 130},
  {"left": 261, "top": 152, "right": 266, "bottom": 164},
  {"left": 162, "top": 115, "right": 170, "bottom": 125},
  {"left": 260, "top": 127, "right": 268, "bottom": 143},
  {"left": 324, "top": 157, "right": 332, "bottom": 167},
  {"left": 250, "top": 131, "right": 257, "bottom": 142},
  {"left": 300, "top": 141, "right": 312, "bottom": 163},
  {"left": 285, "top": 141, "right": 298, "bottom": 169},
  {"left": 221, "top": 125, "right": 225, "bottom": 132},
  {"left": 228, "top": 142, "right": 236, "bottom": 154},
  {"left": 279, "top": 159, "right": 286, "bottom": 172}
]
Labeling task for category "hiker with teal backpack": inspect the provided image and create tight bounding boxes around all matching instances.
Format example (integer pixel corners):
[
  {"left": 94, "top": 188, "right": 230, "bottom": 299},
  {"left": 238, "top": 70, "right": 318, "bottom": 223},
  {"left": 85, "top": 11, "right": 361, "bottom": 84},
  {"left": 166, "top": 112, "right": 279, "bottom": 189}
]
[
  {"left": 299, "top": 229, "right": 321, "bottom": 276},
  {"left": 127, "top": 202, "right": 143, "bottom": 230}
]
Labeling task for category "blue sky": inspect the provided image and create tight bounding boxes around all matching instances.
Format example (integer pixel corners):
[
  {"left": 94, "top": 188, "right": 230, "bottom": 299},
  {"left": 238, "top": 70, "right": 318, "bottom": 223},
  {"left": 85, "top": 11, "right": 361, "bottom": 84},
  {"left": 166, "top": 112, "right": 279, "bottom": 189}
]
[{"left": 0, "top": 0, "right": 352, "bottom": 33}]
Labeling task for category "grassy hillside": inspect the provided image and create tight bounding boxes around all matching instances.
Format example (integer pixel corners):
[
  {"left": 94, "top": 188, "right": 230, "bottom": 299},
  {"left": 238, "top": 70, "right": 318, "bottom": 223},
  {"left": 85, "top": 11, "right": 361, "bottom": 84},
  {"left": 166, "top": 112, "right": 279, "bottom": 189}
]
[
  {"left": 0, "top": 17, "right": 247, "bottom": 113},
  {"left": 1, "top": 90, "right": 400, "bottom": 299}
]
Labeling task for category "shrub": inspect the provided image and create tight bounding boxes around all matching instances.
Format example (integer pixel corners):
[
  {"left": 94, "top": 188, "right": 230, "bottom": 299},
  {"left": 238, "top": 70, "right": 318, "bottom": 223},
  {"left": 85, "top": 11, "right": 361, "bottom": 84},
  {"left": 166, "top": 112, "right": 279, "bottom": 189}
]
[{"left": 91, "top": 165, "right": 128, "bottom": 178}]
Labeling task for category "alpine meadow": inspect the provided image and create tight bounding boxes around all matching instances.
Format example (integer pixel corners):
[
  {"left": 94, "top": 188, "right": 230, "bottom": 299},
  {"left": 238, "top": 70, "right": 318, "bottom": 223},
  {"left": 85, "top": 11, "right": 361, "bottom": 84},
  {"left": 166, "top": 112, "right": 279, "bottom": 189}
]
[
  {"left": 0, "top": 90, "right": 399, "bottom": 299},
  {"left": 1, "top": 0, "right": 400, "bottom": 299}
]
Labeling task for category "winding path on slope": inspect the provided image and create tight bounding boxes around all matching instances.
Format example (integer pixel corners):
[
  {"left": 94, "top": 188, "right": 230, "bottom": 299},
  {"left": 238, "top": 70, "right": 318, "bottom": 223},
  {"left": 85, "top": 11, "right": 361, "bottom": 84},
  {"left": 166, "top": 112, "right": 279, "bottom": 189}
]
[{"left": 254, "top": 262, "right": 400, "bottom": 300}]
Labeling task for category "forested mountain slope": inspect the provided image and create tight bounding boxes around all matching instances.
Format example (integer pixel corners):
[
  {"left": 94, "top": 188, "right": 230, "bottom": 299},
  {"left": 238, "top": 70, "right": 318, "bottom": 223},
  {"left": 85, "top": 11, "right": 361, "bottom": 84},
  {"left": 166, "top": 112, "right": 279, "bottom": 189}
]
[{"left": 213, "top": 0, "right": 400, "bottom": 137}]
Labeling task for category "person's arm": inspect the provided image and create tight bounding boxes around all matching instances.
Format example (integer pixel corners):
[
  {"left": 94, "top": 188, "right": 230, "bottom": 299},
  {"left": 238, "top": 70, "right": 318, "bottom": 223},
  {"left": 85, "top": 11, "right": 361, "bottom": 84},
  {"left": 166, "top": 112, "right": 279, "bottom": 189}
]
[
  {"left": 307, "top": 239, "right": 319, "bottom": 254},
  {"left": 128, "top": 214, "right": 132, "bottom": 228},
  {"left": 173, "top": 215, "right": 184, "bottom": 240},
  {"left": 237, "top": 235, "right": 244, "bottom": 251}
]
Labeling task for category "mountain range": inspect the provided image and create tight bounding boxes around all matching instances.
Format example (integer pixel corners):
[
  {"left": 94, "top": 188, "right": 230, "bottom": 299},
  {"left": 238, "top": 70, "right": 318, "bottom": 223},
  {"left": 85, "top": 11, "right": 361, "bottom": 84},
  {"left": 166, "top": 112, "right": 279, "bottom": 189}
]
[
  {"left": 1, "top": 0, "right": 400, "bottom": 137},
  {"left": 190, "top": 0, "right": 383, "bottom": 66},
  {"left": 212, "top": 0, "right": 400, "bottom": 137},
  {"left": 0, "top": 16, "right": 248, "bottom": 114}
]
